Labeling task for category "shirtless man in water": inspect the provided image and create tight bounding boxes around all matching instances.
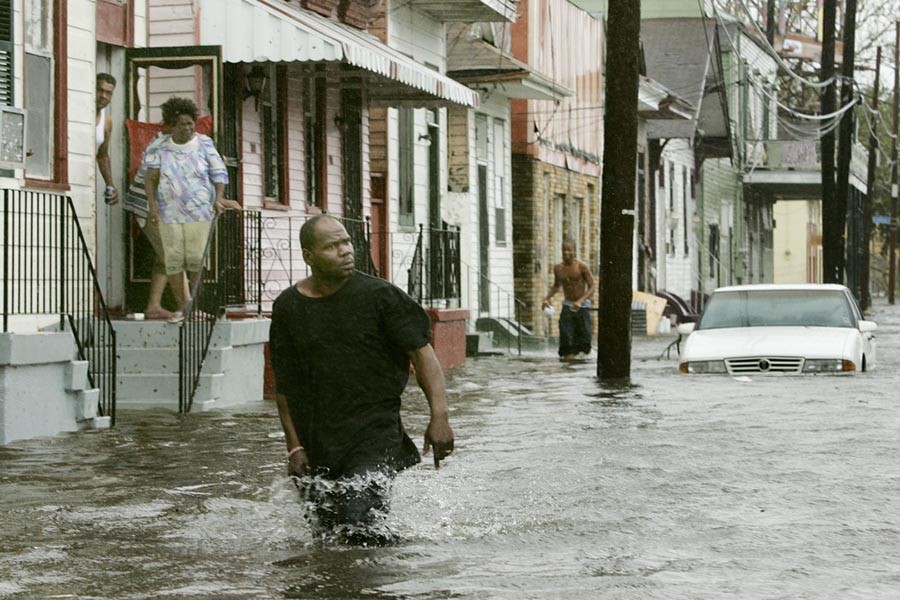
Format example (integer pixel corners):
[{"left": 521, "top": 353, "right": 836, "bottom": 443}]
[{"left": 541, "top": 240, "right": 597, "bottom": 360}]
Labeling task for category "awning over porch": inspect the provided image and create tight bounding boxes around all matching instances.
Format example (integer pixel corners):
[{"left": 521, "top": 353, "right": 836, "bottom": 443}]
[
  {"left": 638, "top": 76, "right": 694, "bottom": 120},
  {"left": 198, "top": 0, "right": 480, "bottom": 108},
  {"left": 445, "top": 32, "right": 573, "bottom": 101}
]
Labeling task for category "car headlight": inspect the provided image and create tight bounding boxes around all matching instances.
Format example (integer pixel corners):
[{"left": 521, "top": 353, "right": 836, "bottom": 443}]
[
  {"left": 679, "top": 360, "right": 727, "bottom": 374},
  {"left": 802, "top": 359, "right": 855, "bottom": 372}
]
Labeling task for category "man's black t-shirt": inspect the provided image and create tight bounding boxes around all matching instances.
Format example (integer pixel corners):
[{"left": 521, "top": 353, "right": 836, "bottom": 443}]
[{"left": 269, "top": 271, "right": 431, "bottom": 474}]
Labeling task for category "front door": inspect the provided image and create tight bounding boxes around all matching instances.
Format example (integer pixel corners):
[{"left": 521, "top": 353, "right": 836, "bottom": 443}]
[{"left": 122, "top": 46, "right": 223, "bottom": 312}]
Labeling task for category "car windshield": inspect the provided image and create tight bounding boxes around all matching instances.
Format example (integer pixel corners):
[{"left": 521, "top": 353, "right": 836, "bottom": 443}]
[{"left": 697, "top": 289, "right": 856, "bottom": 330}]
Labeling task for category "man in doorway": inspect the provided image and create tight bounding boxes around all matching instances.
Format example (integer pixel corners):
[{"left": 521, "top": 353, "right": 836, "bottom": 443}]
[
  {"left": 96, "top": 73, "right": 119, "bottom": 205},
  {"left": 541, "top": 240, "right": 597, "bottom": 360},
  {"left": 269, "top": 214, "right": 454, "bottom": 544}
]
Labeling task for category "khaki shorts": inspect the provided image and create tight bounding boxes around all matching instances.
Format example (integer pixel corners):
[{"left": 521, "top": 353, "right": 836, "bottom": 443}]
[
  {"left": 158, "top": 220, "right": 212, "bottom": 275},
  {"left": 140, "top": 217, "right": 167, "bottom": 277}
]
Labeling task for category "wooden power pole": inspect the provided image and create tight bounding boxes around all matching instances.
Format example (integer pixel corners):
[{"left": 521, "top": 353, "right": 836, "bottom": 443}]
[
  {"left": 597, "top": 0, "right": 640, "bottom": 380},
  {"left": 821, "top": 0, "right": 839, "bottom": 283},
  {"left": 862, "top": 46, "right": 881, "bottom": 312},
  {"left": 835, "top": 0, "right": 858, "bottom": 287},
  {"left": 890, "top": 22, "right": 900, "bottom": 305}
]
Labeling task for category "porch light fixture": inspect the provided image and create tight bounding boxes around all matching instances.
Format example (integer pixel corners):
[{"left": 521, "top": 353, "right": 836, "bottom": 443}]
[
  {"left": 418, "top": 132, "right": 432, "bottom": 146},
  {"left": 245, "top": 65, "right": 268, "bottom": 109}
]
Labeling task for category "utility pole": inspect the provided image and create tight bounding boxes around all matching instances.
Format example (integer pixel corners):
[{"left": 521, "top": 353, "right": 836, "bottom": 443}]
[
  {"left": 597, "top": 0, "right": 640, "bottom": 381},
  {"left": 862, "top": 46, "right": 881, "bottom": 312},
  {"left": 821, "top": 0, "right": 839, "bottom": 283},
  {"left": 890, "top": 21, "right": 900, "bottom": 305},
  {"left": 766, "top": 0, "right": 776, "bottom": 46},
  {"left": 835, "top": 0, "right": 858, "bottom": 286}
]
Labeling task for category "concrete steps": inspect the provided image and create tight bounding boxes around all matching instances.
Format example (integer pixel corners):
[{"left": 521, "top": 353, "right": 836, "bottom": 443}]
[{"left": 110, "top": 318, "right": 269, "bottom": 412}]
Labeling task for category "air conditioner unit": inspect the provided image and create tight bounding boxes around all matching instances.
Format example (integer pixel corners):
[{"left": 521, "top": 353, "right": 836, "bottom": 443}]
[{"left": 0, "top": 106, "right": 27, "bottom": 170}]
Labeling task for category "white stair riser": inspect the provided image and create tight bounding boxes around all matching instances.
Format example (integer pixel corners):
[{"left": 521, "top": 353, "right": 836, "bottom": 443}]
[
  {"left": 117, "top": 373, "right": 224, "bottom": 400},
  {"left": 113, "top": 347, "right": 230, "bottom": 374}
]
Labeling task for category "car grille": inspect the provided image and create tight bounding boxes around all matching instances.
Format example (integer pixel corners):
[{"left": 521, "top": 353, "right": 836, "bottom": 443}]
[{"left": 725, "top": 357, "right": 804, "bottom": 374}]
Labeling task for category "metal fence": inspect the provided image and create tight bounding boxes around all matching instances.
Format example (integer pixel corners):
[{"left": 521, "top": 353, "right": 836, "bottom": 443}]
[
  {"left": 254, "top": 216, "right": 459, "bottom": 309},
  {"left": 178, "top": 208, "right": 262, "bottom": 413},
  {"left": 1, "top": 189, "right": 116, "bottom": 423},
  {"left": 407, "top": 224, "right": 462, "bottom": 308}
]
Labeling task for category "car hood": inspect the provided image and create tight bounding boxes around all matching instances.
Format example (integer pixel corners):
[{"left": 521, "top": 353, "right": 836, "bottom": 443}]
[{"left": 682, "top": 326, "right": 857, "bottom": 360}]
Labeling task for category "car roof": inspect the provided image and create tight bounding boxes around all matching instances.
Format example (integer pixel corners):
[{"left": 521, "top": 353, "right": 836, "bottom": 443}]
[{"left": 712, "top": 283, "right": 849, "bottom": 293}]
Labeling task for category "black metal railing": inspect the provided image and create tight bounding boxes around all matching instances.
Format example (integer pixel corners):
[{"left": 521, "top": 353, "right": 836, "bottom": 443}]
[
  {"left": 407, "top": 224, "right": 462, "bottom": 308},
  {"left": 1, "top": 189, "right": 116, "bottom": 422},
  {"left": 461, "top": 261, "right": 526, "bottom": 356},
  {"left": 250, "top": 216, "right": 457, "bottom": 310},
  {"left": 178, "top": 209, "right": 262, "bottom": 413},
  {"left": 256, "top": 214, "right": 378, "bottom": 308}
]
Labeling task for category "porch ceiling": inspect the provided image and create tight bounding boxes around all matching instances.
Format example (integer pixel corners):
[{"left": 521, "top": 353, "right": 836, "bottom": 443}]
[
  {"left": 642, "top": 18, "right": 731, "bottom": 153},
  {"left": 743, "top": 170, "right": 867, "bottom": 199},
  {"left": 638, "top": 76, "right": 694, "bottom": 120},
  {"left": 198, "top": 0, "right": 480, "bottom": 108}
]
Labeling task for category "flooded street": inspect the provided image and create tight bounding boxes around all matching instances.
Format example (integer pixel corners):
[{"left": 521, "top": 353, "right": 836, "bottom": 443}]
[{"left": 3, "top": 301, "right": 900, "bottom": 599}]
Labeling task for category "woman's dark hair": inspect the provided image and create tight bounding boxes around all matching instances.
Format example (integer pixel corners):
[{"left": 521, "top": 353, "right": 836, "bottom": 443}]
[{"left": 161, "top": 97, "right": 199, "bottom": 127}]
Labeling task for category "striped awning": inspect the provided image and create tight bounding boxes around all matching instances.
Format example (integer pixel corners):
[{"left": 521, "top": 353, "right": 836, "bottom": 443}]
[{"left": 199, "top": 0, "right": 480, "bottom": 108}]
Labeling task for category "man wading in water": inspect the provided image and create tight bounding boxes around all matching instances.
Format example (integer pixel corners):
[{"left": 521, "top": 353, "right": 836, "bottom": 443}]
[
  {"left": 541, "top": 240, "right": 597, "bottom": 360},
  {"left": 269, "top": 214, "right": 454, "bottom": 544}
]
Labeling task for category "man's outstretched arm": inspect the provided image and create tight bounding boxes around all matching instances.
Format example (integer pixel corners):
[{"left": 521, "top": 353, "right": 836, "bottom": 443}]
[
  {"left": 408, "top": 344, "right": 454, "bottom": 468},
  {"left": 275, "top": 392, "right": 309, "bottom": 477}
]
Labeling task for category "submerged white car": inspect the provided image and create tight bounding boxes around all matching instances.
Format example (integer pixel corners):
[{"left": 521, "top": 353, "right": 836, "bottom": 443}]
[{"left": 677, "top": 284, "right": 877, "bottom": 375}]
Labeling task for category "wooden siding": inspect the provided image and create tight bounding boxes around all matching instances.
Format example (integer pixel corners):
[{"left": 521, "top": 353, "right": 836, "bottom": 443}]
[
  {"left": 659, "top": 140, "right": 696, "bottom": 300},
  {"left": 510, "top": 0, "right": 603, "bottom": 176}
]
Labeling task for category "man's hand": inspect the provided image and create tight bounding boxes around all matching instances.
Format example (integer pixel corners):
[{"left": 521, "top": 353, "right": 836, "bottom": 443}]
[
  {"left": 105, "top": 187, "right": 120, "bottom": 205},
  {"left": 541, "top": 299, "right": 550, "bottom": 309},
  {"left": 572, "top": 300, "right": 582, "bottom": 311},
  {"left": 423, "top": 415, "right": 454, "bottom": 469},
  {"left": 288, "top": 448, "right": 310, "bottom": 478}
]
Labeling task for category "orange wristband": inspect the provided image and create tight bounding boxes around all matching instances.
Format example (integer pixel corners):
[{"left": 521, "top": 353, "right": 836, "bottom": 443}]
[{"left": 287, "top": 446, "right": 304, "bottom": 459}]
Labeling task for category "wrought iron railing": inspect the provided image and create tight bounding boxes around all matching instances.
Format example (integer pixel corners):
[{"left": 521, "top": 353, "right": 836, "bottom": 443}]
[
  {"left": 250, "top": 216, "right": 459, "bottom": 308},
  {"left": 460, "top": 260, "right": 526, "bottom": 355},
  {"left": 256, "top": 214, "right": 378, "bottom": 308},
  {"left": 177, "top": 209, "right": 262, "bottom": 413},
  {"left": 407, "top": 224, "right": 462, "bottom": 308},
  {"left": 1, "top": 189, "right": 116, "bottom": 423}
]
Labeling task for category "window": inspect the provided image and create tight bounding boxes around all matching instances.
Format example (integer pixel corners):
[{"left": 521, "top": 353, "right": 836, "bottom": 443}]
[
  {"left": 683, "top": 167, "right": 690, "bottom": 256},
  {"left": 0, "top": 0, "right": 14, "bottom": 178},
  {"left": 260, "top": 64, "right": 286, "bottom": 204},
  {"left": 667, "top": 161, "right": 674, "bottom": 211},
  {"left": 25, "top": 0, "right": 53, "bottom": 179},
  {"left": 708, "top": 224, "right": 720, "bottom": 277},
  {"left": 398, "top": 107, "right": 415, "bottom": 226},
  {"left": 0, "top": 0, "right": 13, "bottom": 107},
  {"left": 493, "top": 119, "right": 506, "bottom": 244},
  {"left": 303, "top": 69, "right": 325, "bottom": 208}
]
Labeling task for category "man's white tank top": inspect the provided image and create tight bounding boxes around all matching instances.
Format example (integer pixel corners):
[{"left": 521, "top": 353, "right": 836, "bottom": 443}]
[{"left": 96, "top": 107, "right": 107, "bottom": 150}]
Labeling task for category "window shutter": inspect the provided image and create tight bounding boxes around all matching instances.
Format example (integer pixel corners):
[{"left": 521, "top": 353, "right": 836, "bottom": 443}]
[{"left": 0, "top": 0, "right": 12, "bottom": 106}]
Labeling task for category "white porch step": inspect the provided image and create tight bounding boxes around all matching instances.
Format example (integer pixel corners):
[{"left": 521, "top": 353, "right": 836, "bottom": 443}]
[
  {"left": 117, "top": 372, "right": 224, "bottom": 402},
  {"left": 115, "top": 346, "right": 230, "bottom": 374},
  {"left": 107, "top": 317, "right": 269, "bottom": 412}
]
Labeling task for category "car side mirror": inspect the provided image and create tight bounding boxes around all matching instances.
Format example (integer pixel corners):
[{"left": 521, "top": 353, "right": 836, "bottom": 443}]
[
  {"left": 858, "top": 320, "right": 877, "bottom": 333},
  {"left": 676, "top": 322, "right": 695, "bottom": 335}
]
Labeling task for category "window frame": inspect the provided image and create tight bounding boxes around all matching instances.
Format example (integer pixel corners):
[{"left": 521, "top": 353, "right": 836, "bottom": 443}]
[
  {"left": 261, "top": 64, "right": 288, "bottom": 208},
  {"left": 398, "top": 107, "right": 415, "bottom": 228},
  {"left": 22, "top": 0, "right": 66, "bottom": 188}
]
